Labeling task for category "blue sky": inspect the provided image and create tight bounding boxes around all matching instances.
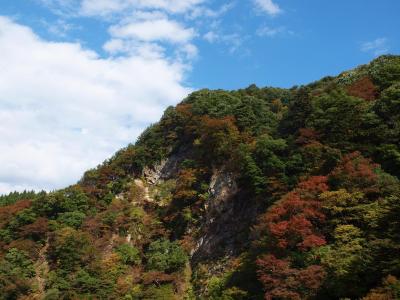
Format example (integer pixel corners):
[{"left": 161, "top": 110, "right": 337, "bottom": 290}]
[
  {"left": 0, "top": 0, "right": 399, "bottom": 193},
  {"left": 2, "top": 0, "right": 400, "bottom": 89}
]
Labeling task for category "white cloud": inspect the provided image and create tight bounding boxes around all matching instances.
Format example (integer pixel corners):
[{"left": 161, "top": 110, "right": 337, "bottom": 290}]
[
  {"left": 105, "top": 16, "right": 198, "bottom": 62},
  {"left": 36, "top": 0, "right": 81, "bottom": 16},
  {"left": 80, "top": 0, "right": 205, "bottom": 16},
  {"left": 202, "top": 29, "right": 248, "bottom": 55},
  {"left": 253, "top": 0, "right": 282, "bottom": 16},
  {"left": 79, "top": 0, "right": 128, "bottom": 16},
  {"left": 0, "top": 16, "right": 191, "bottom": 194},
  {"left": 103, "top": 39, "right": 165, "bottom": 58},
  {"left": 109, "top": 18, "right": 195, "bottom": 44},
  {"left": 178, "top": 43, "right": 198, "bottom": 60},
  {"left": 361, "top": 38, "right": 389, "bottom": 56},
  {"left": 42, "top": 19, "right": 80, "bottom": 37},
  {"left": 188, "top": 2, "right": 235, "bottom": 19},
  {"left": 203, "top": 31, "right": 219, "bottom": 43},
  {"left": 256, "top": 25, "right": 288, "bottom": 37},
  {"left": 38, "top": 0, "right": 206, "bottom": 18}
]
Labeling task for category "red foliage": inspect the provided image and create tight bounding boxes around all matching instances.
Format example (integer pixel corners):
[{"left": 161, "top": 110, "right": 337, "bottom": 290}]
[
  {"left": 6, "top": 239, "right": 40, "bottom": 260},
  {"left": 347, "top": 76, "right": 378, "bottom": 101},
  {"left": 297, "top": 176, "right": 329, "bottom": 202},
  {"left": 175, "top": 103, "right": 193, "bottom": 119},
  {"left": 19, "top": 217, "right": 48, "bottom": 240},
  {"left": 296, "top": 128, "right": 319, "bottom": 145},
  {"left": 329, "top": 151, "right": 379, "bottom": 192},
  {"left": 257, "top": 177, "right": 328, "bottom": 251},
  {"left": 257, "top": 254, "right": 326, "bottom": 300},
  {"left": 82, "top": 216, "right": 104, "bottom": 238},
  {"left": 255, "top": 177, "right": 329, "bottom": 298}
]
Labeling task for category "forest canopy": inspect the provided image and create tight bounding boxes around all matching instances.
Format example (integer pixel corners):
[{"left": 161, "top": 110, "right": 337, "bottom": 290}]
[{"left": 0, "top": 55, "right": 400, "bottom": 299}]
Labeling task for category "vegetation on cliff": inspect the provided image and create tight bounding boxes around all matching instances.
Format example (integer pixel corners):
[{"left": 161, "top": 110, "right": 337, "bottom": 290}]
[{"left": 1, "top": 55, "right": 400, "bottom": 299}]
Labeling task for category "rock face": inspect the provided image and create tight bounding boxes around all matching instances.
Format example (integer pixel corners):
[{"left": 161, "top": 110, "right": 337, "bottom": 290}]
[
  {"left": 192, "top": 168, "right": 259, "bottom": 264},
  {"left": 142, "top": 151, "right": 184, "bottom": 184},
  {"left": 141, "top": 155, "right": 260, "bottom": 265}
]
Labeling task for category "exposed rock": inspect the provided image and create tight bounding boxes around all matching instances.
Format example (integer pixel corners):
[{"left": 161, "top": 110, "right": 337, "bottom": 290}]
[
  {"left": 134, "top": 179, "right": 153, "bottom": 203},
  {"left": 191, "top": 168, "right": 261, "bottom": 264},
  {"left": 142, "top": 150, "right": 186, "bottom": 185},
  {"left": 207, "top": 169, "right": 238, "bottom": 218},
  {"left": 142, "top": 160, "right": 167, "bottom": 185}
]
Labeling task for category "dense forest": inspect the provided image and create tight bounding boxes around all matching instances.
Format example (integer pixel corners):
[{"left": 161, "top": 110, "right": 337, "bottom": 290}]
[{"left": 1, "top": 55, "right": 400, "bottom": 299}]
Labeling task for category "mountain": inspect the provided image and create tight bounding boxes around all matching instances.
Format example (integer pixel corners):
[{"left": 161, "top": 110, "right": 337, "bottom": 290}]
[{"left": 1, "top": 55, "right": 400, "bottom": 300}]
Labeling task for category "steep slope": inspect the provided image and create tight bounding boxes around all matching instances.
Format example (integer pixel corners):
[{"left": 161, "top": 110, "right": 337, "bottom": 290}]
[{"left": 0, "top": 55, "right": 400, "bottom": 299}]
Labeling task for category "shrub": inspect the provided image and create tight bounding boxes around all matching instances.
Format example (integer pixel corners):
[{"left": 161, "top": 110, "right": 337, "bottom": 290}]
[
  {"left": 116, "top": 244, "right": 141, "bottom": 265},
  {"left": 146, "top": 239, "right": 187, "bottom": 273}
]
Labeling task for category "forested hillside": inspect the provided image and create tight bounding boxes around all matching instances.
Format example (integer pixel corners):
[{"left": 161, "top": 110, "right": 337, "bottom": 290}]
[{"left": 1, "top": 55, "right": 400, "bottom": 299}]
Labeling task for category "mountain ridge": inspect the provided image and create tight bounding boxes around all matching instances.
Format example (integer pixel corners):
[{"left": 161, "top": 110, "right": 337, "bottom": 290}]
[{"left": 1, "top": 55, "right": 400, "bottom": 299}]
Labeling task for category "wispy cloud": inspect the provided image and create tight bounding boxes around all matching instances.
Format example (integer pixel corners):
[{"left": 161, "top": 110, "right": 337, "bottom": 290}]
[
  {"left": 203, "top": 31, "right": 249, "bottom": 55},
  {"left": 253, "top": 0, "right": 282, "bottom": 16},
  {"left": 361, "top": 38, "right": 389, "bottom": 56},
  {"left": 38, "top": 0, "right": 206, "bottom": 17},
  {"left": 188, "top": 2, "right": 235, "bottom": 19},
  {"left": 257, "top": 25, "right": 286, "bottom": 37},
  {"left": 41, "top": 19, "right": 80, "bottom": 38},
  {"left": 203, "top": 31, "right": 219, "bottom": 43},
  {"left": 36, "top": 0, "right": 80, "bottom": 17},
  {"left": 109, "top": 19, "right": 195, "bottom": 44},
  {"left": 80, "top": 0, "right": 205, "bottom": 16}
]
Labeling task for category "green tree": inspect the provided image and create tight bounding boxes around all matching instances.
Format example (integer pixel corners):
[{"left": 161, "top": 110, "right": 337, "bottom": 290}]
[
  {"left": 48, "top": 227, "right": 94, "bottom": 271},
  {"left": 57, "top": 211, "right": 86, "bottom": 229},
  {"left": 116, "top": 244, "right": 141, "bottom": 265},
  {"left": 146, "top": 239, "right": 188, "bottom": 273}
]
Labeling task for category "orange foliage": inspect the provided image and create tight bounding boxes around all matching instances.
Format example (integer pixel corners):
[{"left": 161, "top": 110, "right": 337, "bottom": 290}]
[
  {"left": 19, "top": 217, "right": 48, "bottom": 240},
  {"left": 6, "top": 239, "right": 40, "bottom": 259},
  {"left": 362, "top": 275, "right": 400, "bottom": 300},
  {"left": 0, "top": 200, "right": 31, "bottom": 227},
  {"left": 196, "top": 115, "right": 240, "bottom": 161},
  {"left": 176, "top": 103, "right": 193, "bottom": 118},
  {"left": 329, "top": 151, "right": 379, "bottom": 192},
  {"left": 257, "top": 254, "right": 326, "bottom": 300},
  {"left": 82, "top": 216, "right": 110, "bottom": 239},
  {"left": 296, "top": 128, "right": 319, "bottom": 145},
  {"left": 347, "top": 76, "right": 378, "bottom": 101},
  {"left": 174, "top": 169, "right": 198, "bottom": 202},
  {"left": 142, "top": 271, "right": 175, "bottom": 285}
]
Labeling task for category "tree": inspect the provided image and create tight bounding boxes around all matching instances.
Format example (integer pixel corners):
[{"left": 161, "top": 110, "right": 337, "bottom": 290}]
[
  {"left": 307, "top": 90, "right": 372, "bottom": 148},
  {"left": 318, "top": 225, "right": 367, "bottom": 279},
  {"left": 363, "top": 275, "right": 400, "bottom": 300},
  {"left": 280, "top": 88, "right": 313, "bottom": 135},
  {"left": 33, "top": 187, "right": 89, "bottom": 217},
  {"left": 48, "top": 227, "right": 94, "bottom": 271},
  {"left": 255, "top": 176, "right": 329, "bottom": 299},
  {"left": 146, "top": 239, "right": 188, "bottom": 273},
  {"left": 115, "top": 244, "right": 141, "bottom": 265},
  {"left": 257, "top": 254, "right": 325, "bottom": 300},
  {"left": 0, "top": 248, "right": 36, "bottom": 299},
  {"left": 19, "top": 217, "right": 48, "bottom": 240},
  {"left": 369, "top": 55, "right": 400, "bottom": 89},
  {"left": 346, "top": 76, "right": 378, "bottom": 101},
  {"left": 254, "top": 135, "right": 287, "bottom": 177},
  {"left": 57, "top": 211, "right": 86, "bottom": 229},
  {"left": 195, "top": 115, "right": 240, "bottom": 163},
  {"left": 328, "top": 151, "right": 379, "bottom": 193}
]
